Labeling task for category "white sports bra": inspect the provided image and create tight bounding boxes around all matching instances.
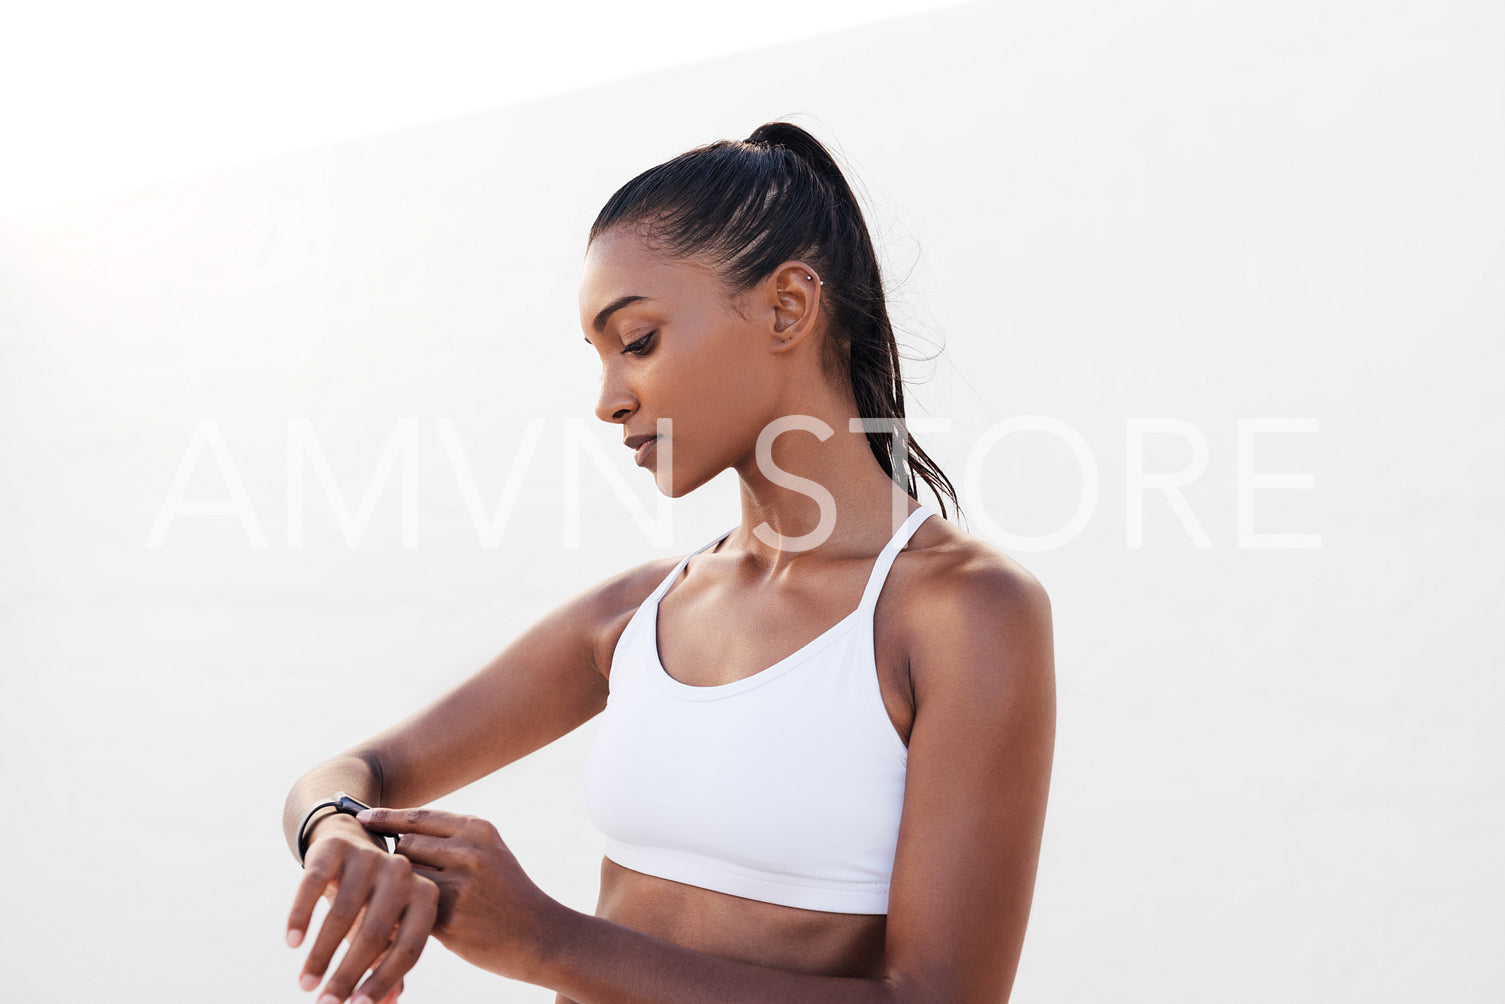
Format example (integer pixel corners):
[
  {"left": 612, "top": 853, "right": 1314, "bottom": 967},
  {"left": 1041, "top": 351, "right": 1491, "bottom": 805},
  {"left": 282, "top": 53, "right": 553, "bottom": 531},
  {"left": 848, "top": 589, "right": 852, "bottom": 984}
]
[{"left": 583, "top": 505, "right": 938, "bottom": 914}]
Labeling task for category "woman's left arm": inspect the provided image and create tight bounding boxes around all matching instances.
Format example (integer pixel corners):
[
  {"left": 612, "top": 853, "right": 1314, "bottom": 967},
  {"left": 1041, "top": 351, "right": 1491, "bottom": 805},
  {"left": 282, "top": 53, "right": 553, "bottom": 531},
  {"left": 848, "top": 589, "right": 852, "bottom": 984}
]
[{"left": 350, "top": 564, "right": 1055, "bottom": 1004}]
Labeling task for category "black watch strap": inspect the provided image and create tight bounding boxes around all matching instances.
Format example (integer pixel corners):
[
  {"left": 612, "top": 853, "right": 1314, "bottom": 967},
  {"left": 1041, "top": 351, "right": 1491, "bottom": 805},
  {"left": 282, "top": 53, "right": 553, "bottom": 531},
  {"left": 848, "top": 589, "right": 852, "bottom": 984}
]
[{"left": 296, "top": 791, "right": 391, "bottom": 867}]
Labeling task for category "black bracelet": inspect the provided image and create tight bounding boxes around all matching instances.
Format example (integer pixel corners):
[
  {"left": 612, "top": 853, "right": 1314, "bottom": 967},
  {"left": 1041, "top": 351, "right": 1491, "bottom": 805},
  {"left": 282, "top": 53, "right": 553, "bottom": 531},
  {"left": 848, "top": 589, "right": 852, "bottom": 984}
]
[{"left": 296, "top": 791, "right": 391, "bottom": 867}]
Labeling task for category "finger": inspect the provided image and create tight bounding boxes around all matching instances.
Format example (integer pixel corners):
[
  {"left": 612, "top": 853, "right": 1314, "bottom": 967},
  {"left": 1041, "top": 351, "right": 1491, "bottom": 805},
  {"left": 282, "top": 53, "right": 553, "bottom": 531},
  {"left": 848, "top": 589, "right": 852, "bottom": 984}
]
[
  {"left": 361, "top": 936, "right": 406, "bottom": 1001},
  {"left": 402, "top": 862, "right": 455, "bottom": 930},
  {"left": 287, "top": 845, "right": 345, "bottom": 949},
  {"left": 390, "top": 831, "right": 463, "bottom": 869},
  {"left": 317, "top": 856, "right": 414, "bottom": 1004},
  {"left": 350, "top": 879, "right": 440, "bottom": 1004},
  {"left": 355, "top": 806, "right": 468, "bottom": 837},
  {"left": 342, "top": 900, "right": 379, "bottom": 946},
  {"left": 376, "top": 969, "right": 404, "bottom": 1004},
  {"left": 299, "top": 851, "right": 378, "bottom": 989}
]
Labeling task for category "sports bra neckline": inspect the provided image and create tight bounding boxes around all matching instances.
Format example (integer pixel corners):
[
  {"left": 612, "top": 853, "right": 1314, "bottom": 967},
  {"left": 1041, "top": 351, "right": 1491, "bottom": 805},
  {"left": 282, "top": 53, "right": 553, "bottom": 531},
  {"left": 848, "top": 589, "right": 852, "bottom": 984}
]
[{"left": 647, "top": 505, "right": 938, "bottom": 698}]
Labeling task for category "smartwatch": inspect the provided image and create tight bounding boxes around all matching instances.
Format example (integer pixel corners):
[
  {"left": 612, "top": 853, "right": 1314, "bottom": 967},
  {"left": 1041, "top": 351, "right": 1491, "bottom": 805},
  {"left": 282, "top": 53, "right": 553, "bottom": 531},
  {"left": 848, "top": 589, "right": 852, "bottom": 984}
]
[{"left": 296, "top": 791, "right": 392, "bottom": 866}]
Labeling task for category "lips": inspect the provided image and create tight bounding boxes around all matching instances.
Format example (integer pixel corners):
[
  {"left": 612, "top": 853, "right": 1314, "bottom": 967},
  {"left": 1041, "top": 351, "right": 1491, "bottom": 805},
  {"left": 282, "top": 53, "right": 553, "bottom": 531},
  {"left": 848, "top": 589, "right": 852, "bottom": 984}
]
[{"left": 626, "top": 433, "right": 661, "bottom": 467}]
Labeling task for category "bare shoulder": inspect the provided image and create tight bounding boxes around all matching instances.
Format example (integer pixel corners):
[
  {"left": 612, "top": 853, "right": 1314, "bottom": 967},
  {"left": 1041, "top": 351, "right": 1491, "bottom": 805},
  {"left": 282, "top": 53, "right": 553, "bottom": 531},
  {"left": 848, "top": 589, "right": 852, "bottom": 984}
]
[
  {"left": 900, "top": 511, "right": 1052, "bottom": 621},
  {"left": 895, "top": 513, "right": 1054, "bottom": 696}
]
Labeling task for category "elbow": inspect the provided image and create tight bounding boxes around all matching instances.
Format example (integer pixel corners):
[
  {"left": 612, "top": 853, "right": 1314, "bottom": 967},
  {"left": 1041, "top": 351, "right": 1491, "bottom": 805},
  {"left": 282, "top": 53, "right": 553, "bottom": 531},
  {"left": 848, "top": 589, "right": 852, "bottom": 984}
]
[
  {"left": 351, "top": 747, "right": 388, "bottom": 803},
  {"left": 877, "top": 974, "right": 929, "bottom": 1004}
]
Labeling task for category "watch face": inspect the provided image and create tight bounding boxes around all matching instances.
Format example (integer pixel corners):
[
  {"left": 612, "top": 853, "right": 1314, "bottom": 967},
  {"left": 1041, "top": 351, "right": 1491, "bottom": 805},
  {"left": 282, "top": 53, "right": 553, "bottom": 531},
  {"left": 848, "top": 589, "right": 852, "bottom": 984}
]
[{"left": 335, "top": 793, "right": 373, "bottom": 814}]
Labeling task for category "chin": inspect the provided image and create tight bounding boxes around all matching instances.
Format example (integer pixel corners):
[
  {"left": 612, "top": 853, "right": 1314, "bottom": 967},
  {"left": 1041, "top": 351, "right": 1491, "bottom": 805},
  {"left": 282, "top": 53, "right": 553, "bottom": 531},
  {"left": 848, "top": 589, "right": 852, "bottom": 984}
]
[
  {"left": 652, "top": 461, "right": 714, "bottom": 500},
  {"left": 652, "top": 473, "right": 692, "bottom": 499}
]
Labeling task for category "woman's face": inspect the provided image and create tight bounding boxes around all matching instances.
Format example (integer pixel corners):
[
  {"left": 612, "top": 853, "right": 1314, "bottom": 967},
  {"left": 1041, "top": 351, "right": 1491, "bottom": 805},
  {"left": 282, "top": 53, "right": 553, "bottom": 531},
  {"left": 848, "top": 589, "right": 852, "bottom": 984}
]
[{"left": 578, "top": 225, "right": 786, "bottom": 497}]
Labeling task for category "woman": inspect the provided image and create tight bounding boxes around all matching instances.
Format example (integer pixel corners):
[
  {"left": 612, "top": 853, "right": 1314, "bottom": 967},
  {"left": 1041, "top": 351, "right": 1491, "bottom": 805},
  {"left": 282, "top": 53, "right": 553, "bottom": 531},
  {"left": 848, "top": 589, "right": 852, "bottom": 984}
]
[{"left": 283, "top": 121, "right": 1056, "bottom": 1004}]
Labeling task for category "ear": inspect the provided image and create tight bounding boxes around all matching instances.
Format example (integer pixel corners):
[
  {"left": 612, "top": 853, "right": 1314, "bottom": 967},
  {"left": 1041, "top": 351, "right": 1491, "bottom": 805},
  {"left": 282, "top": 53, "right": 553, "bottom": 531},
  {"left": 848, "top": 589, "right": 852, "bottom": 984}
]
[{"left": 765, "top": 260, "right": 822, "bottom": 355}]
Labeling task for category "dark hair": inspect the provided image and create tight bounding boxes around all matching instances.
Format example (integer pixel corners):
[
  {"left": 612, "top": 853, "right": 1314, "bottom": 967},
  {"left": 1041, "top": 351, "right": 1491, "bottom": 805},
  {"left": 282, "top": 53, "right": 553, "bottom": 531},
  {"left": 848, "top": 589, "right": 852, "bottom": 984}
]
[{"left": 589, "top": 120, "right": 961, "bottom": 521}]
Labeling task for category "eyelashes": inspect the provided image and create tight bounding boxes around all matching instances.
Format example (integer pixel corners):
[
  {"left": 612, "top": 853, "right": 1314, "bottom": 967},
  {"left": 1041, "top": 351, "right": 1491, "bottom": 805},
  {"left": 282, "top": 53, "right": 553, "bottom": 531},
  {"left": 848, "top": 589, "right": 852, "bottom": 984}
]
[{"left": 623, "top": 330, "right": 657, "bottom": 357}]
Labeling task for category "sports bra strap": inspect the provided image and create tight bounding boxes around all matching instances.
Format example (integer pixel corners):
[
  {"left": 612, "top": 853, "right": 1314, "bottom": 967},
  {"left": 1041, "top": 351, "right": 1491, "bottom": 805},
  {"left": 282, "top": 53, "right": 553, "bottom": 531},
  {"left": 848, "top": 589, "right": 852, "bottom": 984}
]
[
  {"left": 856, "top": 504, "right": 938, "bottom": 612},
  {"left": 648, "top": 529, "right": 728, "bottom": 607}
]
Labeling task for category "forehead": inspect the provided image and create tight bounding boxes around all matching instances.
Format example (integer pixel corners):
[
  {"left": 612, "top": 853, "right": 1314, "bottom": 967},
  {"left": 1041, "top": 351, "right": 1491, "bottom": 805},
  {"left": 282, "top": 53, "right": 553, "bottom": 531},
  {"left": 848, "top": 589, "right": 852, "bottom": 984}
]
[{"left": 577, "top": 226, "right": 722, "bottom": 328}]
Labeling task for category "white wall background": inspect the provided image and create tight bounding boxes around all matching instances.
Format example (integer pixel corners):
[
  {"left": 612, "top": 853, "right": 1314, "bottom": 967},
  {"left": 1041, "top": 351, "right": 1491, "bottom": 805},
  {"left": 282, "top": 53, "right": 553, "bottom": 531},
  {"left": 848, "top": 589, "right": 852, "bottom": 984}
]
[{"left": 2, "top": 0, "right": 1501, "bottom": 1000}]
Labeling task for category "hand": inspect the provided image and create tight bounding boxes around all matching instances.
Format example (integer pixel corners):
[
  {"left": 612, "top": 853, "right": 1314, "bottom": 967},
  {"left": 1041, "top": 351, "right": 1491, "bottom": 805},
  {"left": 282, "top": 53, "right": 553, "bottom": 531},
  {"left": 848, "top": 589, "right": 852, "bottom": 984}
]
[
  {"left": 287, "top": 815, "right": 439, "bottom": 1003},
  {"left": 356, "top": 806, "right": 562, "bottom": 983}
]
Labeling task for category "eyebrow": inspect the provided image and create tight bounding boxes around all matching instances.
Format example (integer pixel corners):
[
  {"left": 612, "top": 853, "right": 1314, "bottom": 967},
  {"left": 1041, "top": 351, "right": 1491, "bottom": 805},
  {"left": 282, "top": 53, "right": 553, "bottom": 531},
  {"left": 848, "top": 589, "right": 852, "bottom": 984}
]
[{"left": 589, "top": 294, "right": 651, "bottom": 337}]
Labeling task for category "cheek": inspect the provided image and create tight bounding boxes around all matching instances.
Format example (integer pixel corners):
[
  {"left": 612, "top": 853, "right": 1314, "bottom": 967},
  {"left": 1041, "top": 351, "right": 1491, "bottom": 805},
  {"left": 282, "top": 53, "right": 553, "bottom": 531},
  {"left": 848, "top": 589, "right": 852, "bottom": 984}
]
[
  {"left": 680, "top": 352, "right": 772, "bottom": 440},
  {"left": 687, "top": 324, "right": 770, "bottom": 400},
  {"left": 660, "top": 315, "right": 778, "bottom": 450}
]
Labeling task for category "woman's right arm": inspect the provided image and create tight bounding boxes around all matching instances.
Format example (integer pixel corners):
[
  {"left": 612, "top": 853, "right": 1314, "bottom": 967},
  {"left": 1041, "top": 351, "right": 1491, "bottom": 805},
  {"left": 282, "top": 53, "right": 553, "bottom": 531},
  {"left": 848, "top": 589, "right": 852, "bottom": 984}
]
[{"left": 282, "top": 560, "right": 667, "bottom": 1003}]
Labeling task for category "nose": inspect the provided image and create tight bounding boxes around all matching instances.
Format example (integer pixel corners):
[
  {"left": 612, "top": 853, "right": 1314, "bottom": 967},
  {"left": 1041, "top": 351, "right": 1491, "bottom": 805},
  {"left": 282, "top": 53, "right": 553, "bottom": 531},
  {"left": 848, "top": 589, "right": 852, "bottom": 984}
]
[{"left": 594, "top": 364, "right": 637, "bottom": 425}]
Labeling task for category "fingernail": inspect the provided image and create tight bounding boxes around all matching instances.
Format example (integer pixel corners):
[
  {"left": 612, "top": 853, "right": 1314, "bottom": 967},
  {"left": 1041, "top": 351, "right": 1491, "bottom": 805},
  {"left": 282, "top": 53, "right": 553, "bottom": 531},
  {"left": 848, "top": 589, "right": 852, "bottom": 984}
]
[
  {"left": 299, "top": 973, "right": 318, "bottom": 991},
  {"left": 318, "top": 995, "right": 340, "bottom": 1004},
  {"left": 355, "top": 809, "right": 372, "bottom": 822},
  {"left": 353, "top": 996, "right": 374, "bottom": 1004},
  {"left": 287, "top": 928, "right": 303, "bottom": 948}
]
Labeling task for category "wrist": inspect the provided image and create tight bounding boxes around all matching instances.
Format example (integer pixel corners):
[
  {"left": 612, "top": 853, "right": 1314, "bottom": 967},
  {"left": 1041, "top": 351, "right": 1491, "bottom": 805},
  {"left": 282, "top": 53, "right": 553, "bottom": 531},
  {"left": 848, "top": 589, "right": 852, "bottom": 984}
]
[
  {"left": 304, "top": 810, "right": 387, "bottom": 854},
  {"left": 522, "top": 898, "right": 587, "bottom": 988}
]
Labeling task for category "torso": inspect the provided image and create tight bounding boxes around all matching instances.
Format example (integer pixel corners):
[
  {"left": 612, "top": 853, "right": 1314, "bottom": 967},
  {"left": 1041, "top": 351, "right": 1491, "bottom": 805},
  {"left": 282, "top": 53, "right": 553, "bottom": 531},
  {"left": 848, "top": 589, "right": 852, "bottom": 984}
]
[
  {"left": 589, "top": 857, "right": 887, "bottom": 979},
  {"left": 561, "top": 511, "right": 955, "bottom": 1000}
]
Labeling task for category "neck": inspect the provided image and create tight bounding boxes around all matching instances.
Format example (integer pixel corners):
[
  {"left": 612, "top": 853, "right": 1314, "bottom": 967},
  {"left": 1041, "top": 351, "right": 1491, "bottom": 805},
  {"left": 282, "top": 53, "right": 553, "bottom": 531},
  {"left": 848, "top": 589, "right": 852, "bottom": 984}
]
[{"left": 726, "top": 389, "right": 920, "bottom": 575}]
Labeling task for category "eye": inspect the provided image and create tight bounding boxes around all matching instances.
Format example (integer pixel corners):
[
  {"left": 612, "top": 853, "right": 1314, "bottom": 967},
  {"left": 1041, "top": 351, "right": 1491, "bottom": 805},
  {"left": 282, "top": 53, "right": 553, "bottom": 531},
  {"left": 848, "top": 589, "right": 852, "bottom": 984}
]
[{"left": 623, "top": 330, "right": 656, "bottom": 357}]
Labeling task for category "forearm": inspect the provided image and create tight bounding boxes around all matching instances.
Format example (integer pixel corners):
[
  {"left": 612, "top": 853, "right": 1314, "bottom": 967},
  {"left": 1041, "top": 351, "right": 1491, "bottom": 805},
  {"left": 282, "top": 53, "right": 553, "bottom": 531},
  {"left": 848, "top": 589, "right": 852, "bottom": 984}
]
[
  {"left": 282, "top": 754, "right": 385, "bottom": 863},
  {"left": 529, "top": 905, "right": 904, "bottom": 1004}
]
